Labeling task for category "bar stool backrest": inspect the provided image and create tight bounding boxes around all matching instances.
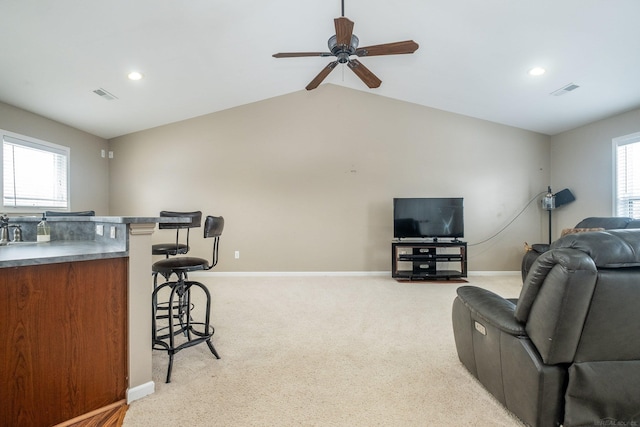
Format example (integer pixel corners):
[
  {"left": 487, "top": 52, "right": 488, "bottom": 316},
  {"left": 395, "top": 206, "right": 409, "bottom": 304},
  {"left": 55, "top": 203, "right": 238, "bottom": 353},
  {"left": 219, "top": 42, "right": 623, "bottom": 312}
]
[
  {"left": 203, "top": 215, "right": 224, "bottom": 270},
  {"left": 155, "top": 210, "right": 202, "bottom": 257},
  {"left": 159, "top": 211, "right": 202, "bottom": 230}
]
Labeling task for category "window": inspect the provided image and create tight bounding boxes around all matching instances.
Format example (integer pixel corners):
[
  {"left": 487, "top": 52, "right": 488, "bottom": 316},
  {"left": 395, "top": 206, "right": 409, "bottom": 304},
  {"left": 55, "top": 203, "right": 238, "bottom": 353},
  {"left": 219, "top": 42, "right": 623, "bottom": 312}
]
[
  {"left": 2, "top": 130, "right": 69, "bottom": 210},
  {"left": 614, "top": 132, "right": 640, "bottom": 218}
]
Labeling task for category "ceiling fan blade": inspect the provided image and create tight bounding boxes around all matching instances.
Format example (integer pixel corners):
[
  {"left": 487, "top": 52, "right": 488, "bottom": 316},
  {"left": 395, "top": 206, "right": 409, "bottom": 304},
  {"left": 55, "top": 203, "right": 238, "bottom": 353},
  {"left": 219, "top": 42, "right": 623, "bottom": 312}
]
[
  {"left": 356, "top": 40, "right": 419, "bottom": 57},
  {"left": 334, "top": 17, "right": 354, "bottom": 46},
  {"left": 306, "top": 61, "right": 338, "bottom": 90},
  {"left": 347, "top": 59, "right": 381, "bottom": 88},
  {"left": 273, "top": 52, "right": 332, "bottom": 58}
]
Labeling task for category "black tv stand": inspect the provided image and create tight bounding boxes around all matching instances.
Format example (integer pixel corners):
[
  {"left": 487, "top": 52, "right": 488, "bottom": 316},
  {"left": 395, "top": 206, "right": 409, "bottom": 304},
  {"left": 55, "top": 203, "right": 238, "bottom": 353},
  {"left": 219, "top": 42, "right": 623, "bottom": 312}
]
[{"left": 392, "top": 240, "right": 467, "bottom": 281}]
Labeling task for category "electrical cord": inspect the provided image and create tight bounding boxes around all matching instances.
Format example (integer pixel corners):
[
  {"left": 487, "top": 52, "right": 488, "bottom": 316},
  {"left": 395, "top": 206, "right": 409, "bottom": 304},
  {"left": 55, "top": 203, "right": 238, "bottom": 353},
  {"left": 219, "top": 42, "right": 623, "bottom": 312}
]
[{"left": 468, "top": 191, "right": 546, "bottom": 246}]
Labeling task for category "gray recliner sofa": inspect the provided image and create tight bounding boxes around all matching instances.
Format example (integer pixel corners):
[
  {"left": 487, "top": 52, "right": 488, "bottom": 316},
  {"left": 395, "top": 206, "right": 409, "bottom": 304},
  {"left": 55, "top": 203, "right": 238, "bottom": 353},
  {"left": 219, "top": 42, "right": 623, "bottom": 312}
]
[
  {"left": 453, "top": 229, "right": 640, "bottom": 427},
  {"left": 521, "top": 216, "right": 640, "bottom": 281}
]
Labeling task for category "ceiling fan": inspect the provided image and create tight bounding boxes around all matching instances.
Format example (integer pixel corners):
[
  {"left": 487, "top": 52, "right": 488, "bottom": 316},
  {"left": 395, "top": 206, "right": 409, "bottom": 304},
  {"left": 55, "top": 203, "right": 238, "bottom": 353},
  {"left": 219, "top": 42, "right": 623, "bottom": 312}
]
[{"left": 272, "top": 0, "right": 419, "bottom": 91}]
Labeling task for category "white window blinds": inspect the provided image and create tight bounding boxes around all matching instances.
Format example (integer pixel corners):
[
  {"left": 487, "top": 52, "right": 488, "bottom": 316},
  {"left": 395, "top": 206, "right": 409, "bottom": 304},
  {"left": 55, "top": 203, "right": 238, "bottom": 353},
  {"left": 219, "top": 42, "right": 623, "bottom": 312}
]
[
  {"left": 615, "top": 132, "right": 640, "bottom": 218},
  {"left": 2, "top": 134, "right": 69, "bottom": 208}
]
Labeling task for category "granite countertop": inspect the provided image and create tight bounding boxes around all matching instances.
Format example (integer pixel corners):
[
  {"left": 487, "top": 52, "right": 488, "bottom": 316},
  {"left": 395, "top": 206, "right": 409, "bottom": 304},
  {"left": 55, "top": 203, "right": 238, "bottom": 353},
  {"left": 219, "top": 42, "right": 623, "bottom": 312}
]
[
  {"left": 0, "top": 216, "right": 188, "bottom": 268},
  {"left": 10, "top": 216, "right": 189, "bottom": 224},
  {"left": 0, "top": 240, "right": 127, "bottom": 267}
]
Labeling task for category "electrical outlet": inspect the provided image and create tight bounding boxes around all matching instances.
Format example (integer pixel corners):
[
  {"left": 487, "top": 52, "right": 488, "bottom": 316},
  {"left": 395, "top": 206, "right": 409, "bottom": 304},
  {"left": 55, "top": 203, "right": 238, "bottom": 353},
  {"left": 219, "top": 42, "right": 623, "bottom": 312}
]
[
  {"left": 235, "top": 250, "right": 240, "bottom": 259},
  {"left": 96, "top": 224, "right": 104, "bottom": 236},
  {"left": 110, "top": 226, "right": 116, "bottom": 239}
]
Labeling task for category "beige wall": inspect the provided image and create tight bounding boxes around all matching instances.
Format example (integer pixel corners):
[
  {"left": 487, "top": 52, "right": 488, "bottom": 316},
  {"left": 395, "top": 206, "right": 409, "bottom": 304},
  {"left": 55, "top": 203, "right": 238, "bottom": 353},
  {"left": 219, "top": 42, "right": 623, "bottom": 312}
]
[
  {"left": 0, "top": 101, "right": 110, "bottom": 215},
  {"left": 110, "top": 85, "right": 550, "bottom": 272},
  {"left": 5, "top": 89, "right": 639, "bottom": 273},
  {"left": 550, "top": 108, "right": 640, "bottom": 233}
]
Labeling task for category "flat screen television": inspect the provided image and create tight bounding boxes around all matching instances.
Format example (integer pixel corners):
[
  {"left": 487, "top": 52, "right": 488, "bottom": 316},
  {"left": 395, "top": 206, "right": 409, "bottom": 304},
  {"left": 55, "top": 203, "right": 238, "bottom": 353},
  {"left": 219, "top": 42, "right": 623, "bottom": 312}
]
[{"left": 393, "top": 197, "right": 464, "bottom": 239}]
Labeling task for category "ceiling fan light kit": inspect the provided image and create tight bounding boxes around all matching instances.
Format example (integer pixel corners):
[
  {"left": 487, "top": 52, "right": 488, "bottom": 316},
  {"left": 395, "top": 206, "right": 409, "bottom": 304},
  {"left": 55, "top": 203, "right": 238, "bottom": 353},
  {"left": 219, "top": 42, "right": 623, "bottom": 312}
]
[{"left": 273, "top": 1, "right": 419, "bottom": 91}]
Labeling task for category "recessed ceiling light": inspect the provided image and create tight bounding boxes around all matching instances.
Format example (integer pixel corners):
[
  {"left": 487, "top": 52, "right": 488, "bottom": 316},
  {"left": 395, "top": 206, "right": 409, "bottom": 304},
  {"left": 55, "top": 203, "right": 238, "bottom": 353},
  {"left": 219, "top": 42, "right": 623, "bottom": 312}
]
[
  {"left": 127, "top": 71, "right": 144, "bottom": 81},
  {"left": 528, "top": 67, "right": 546, "bottom": 76}
]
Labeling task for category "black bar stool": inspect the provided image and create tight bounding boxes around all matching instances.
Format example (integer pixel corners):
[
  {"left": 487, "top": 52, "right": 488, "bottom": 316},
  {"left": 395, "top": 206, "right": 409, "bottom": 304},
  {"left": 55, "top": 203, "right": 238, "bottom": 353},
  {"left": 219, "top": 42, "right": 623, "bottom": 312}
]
[
  {"left": 152, "top": 211, "right": 202, "bottom": 259},
  {"left": 151, "top": 215, "right": 224, "bottom": 383},
  {"left": 153, "top": 211, "right": 202, "bottom": 289}
]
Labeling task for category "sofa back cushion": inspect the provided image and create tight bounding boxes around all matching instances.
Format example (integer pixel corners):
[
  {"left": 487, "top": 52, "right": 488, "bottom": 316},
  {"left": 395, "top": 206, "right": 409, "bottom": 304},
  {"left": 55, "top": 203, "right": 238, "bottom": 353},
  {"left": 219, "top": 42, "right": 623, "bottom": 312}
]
[
  {"left": 574, "top": 216, "right": 632, "bottom": 230},
  {"left": 625, "top": 219, "right": 640, "bottom": 229},
  {"left": 551, "top": 229, "right": 640, "bottom": 268},
  {"left": 517, "top": 229, "right": 640, "bottom": 365},
  {"left": 515, "top": 249, "right": 597, "bottom": 364}
]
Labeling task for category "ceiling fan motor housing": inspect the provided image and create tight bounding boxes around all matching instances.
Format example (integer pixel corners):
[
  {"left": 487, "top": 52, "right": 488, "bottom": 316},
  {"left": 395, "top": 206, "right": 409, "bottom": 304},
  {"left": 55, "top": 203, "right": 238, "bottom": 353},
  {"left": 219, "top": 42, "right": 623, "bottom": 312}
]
[{"left": 328, "top": 34, "right": 359, "bottom": 63}]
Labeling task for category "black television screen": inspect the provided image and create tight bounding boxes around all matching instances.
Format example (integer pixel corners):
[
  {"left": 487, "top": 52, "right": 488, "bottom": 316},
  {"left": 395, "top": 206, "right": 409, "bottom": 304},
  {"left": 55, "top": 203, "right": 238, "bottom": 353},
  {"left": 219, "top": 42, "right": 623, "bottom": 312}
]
[{"left": 393, "top": 198, "right": 464, "bottom": 239}]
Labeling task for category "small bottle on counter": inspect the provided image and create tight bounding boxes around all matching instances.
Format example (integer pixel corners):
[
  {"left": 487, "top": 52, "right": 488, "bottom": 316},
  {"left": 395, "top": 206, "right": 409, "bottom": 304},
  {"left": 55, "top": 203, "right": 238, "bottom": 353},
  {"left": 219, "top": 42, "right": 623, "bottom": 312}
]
[{"left": 37, "top": 213, "right": 50, "bottom": 243}]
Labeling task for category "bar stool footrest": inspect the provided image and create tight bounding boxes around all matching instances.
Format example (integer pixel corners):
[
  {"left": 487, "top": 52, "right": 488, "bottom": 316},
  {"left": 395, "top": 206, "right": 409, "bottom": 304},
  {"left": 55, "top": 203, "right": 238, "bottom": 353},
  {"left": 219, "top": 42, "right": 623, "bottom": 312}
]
[{"left": 152, "top": 278, "right": 219, "bottom": 383}]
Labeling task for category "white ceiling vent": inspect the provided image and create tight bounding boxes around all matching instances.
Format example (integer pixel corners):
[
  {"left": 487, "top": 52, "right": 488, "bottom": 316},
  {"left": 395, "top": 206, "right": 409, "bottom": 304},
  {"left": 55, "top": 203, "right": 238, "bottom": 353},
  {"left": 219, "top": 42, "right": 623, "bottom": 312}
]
[
  {"left": 93, "top": 88, "right": 118, "bottom": 100},
  {"left": 550, "top": 83, "right": 580, "bottom": 96}
]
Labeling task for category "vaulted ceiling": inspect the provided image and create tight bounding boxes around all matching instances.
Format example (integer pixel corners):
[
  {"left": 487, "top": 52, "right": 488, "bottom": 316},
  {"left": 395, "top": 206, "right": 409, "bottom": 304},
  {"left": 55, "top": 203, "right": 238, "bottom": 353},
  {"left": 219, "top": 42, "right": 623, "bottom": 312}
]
[{"left": 1, "top": 0, "right": 639, "bottom": 139}]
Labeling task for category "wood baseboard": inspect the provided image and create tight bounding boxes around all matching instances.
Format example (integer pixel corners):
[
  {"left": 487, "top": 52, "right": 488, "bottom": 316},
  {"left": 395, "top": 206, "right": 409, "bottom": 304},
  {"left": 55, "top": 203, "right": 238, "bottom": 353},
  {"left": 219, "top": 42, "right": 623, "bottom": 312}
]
[{"left": 53, "top": 400, "right": 128, "bottom": 427}]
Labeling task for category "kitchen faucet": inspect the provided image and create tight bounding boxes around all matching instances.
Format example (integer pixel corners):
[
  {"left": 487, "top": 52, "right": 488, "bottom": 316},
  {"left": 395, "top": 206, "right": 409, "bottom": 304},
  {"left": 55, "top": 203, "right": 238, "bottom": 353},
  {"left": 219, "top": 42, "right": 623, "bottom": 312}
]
[
  {"left": 0, "top": 215, "right": 23, "bottom": 245},
  {"left": 0, "top": 215, "right": 9, "bottom": 245}
]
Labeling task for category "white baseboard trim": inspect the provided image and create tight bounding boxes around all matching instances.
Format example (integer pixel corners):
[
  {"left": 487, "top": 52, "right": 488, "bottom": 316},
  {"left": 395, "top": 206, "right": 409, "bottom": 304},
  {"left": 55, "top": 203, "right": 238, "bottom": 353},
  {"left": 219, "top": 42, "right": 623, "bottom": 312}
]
[
  {"left": 189, "top": 271, "right": 390, "bottom": 277},
  {"left": 188, "top": 270, "right": 519, "bottom": 278},
  {"left": 127, "top": 381, "right": 155, "bottom": 403}
]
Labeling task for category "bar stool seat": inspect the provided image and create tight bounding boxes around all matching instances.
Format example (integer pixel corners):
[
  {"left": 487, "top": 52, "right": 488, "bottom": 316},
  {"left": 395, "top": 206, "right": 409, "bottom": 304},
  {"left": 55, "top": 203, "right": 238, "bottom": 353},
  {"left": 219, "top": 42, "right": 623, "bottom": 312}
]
[
  {"left": 152, "top": 242, "right": 189, "bottom": 256},
  {"left": 153, "top": 256, "right": 212, "bottom": 274},
  {"left": 151, "top": 215, "right": 224, "bottom": 383}
]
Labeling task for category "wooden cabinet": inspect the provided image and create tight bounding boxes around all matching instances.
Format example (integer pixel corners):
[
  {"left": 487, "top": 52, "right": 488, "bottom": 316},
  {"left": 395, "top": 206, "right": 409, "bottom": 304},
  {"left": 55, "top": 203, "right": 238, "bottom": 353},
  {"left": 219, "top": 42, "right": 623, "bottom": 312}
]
[
  {"left": 392, "top": 240, "right": 467, "bottom": 280},
  {"left": 0, "top": 258, "right": 128, "bottom": 427}
]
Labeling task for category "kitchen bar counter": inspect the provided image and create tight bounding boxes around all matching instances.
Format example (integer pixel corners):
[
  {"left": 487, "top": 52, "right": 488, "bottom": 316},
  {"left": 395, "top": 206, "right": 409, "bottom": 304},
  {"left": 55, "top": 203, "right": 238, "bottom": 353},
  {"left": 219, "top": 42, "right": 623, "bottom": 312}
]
[
  {"left": 1, "top": 215, "right": 186, "bottom": 425},
  {"left": 0, "top": 216, "right": 187, "bottom": 267},
  {"left": 7, "top": 215, "right": 173, "bottom": 224}
]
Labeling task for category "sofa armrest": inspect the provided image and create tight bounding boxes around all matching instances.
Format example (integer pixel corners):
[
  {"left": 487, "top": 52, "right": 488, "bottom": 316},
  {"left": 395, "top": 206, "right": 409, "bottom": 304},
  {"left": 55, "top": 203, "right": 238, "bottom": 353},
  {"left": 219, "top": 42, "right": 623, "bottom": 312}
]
[{"left": 455, "top": 286, "right": 526, "bottom": 336}]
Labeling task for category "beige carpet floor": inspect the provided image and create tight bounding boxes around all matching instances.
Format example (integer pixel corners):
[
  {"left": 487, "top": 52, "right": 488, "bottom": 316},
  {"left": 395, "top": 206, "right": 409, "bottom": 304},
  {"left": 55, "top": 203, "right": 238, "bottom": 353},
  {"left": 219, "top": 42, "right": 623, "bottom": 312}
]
[{"left": 123, "top": 274, "right": 526, "bottom": 426}]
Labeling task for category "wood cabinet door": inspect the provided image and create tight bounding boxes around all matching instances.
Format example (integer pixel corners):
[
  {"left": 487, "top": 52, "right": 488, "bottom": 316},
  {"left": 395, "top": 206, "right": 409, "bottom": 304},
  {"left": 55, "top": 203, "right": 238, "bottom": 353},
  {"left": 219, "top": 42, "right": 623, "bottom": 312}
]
[{"left": 0, "top": 258, "right": 128, "bottom": 427}]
